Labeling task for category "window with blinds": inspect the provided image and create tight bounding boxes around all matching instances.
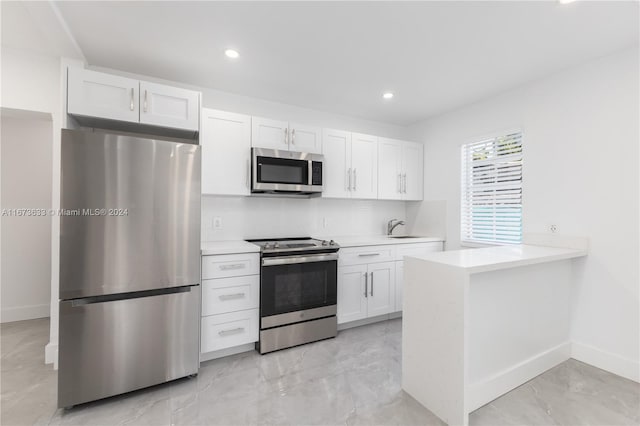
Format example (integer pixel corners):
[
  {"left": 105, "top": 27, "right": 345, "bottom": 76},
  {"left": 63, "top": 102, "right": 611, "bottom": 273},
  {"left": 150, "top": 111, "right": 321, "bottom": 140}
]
[{"left": 461, "top": 131, "right": 523, "bottom": 245}]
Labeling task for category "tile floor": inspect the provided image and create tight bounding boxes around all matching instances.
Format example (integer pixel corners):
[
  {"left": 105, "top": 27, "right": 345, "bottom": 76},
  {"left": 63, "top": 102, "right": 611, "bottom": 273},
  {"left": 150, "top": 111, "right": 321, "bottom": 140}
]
[{"left": 1, "top": 318, "right": 638, "bottom": 425}]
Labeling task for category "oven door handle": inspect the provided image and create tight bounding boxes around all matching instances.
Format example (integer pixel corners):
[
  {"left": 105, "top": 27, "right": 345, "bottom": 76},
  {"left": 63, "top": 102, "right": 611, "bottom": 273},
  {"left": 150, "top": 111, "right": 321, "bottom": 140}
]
[{"left": 262, "top": 253, "right": 338, "bottom": 266}]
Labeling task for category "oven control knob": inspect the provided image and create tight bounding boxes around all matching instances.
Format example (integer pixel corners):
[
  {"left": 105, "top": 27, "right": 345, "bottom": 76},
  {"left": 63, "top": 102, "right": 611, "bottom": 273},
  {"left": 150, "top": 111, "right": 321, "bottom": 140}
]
[
  {"left": 264, "top": 243, "right": 271, "bottom": 250},
  {"left": 274, "top": 242, "right": 280, "bottom": 249},
  {"left": 329, "top": 240, "right": 336, "bottom": 245},
  {"left": 321, "top": 240, "right": 328, "bottom": 246}
]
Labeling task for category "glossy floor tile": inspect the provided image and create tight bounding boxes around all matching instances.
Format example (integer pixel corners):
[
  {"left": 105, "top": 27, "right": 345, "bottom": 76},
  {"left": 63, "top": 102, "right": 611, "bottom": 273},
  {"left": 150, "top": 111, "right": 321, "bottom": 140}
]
[{"left": 2, "top": 318, "right": 638, "bottom": 425}]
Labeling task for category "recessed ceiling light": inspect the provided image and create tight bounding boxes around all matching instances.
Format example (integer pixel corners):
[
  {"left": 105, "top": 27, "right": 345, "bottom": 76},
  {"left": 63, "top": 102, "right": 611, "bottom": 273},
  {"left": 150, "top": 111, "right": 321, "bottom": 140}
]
[
  {"left": 382, "top": 92, "right": 394, "bottom": 100},
  {"left": 224, "top": 49, "right": 239, "bottom": 59},
  {"left": 558, "top": 0, "right": 578, "bottom": 4}
]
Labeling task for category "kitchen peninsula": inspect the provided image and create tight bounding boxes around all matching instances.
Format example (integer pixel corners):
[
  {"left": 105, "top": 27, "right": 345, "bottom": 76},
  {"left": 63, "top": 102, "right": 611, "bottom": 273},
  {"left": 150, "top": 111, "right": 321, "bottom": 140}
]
[{"left": 402, "top": 235, "right": 589, "bottom": 426}]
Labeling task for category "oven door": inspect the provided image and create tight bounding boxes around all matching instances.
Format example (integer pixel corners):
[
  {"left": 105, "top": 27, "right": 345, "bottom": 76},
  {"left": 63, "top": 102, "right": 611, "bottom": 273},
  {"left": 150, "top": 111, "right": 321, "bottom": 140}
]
[{"left": 260, "top": 253, "right": 337, "bottom": 328}]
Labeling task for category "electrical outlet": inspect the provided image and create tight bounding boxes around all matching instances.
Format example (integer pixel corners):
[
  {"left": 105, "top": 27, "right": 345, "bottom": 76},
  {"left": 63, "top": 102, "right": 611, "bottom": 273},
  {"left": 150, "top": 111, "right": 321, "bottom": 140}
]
[
  {"left": 550, "top": 224, "right": 557, "bottom": 233},
  {"left": 213, "top": 217, "right": 223, "bottom": 230}
]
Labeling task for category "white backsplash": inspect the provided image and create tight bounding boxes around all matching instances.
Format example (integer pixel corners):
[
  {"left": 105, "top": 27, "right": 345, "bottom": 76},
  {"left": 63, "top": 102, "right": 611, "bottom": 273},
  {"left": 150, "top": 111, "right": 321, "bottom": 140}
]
[{"left": 201, "top": 196, "right": 407, "bottom": 241}]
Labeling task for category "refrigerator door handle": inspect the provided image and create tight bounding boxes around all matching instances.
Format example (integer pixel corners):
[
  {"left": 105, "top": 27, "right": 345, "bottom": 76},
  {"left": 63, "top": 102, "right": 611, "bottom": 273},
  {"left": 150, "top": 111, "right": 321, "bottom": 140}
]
[{"left": 70, "top": 285, "right": 196, "bottom": 307}]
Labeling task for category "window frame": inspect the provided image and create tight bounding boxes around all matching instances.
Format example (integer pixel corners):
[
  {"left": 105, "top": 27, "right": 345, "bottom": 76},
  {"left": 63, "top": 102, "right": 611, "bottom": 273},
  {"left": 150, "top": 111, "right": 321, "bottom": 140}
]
[{"left": 460, "top": 129, "right": 524, "bottom": 247}]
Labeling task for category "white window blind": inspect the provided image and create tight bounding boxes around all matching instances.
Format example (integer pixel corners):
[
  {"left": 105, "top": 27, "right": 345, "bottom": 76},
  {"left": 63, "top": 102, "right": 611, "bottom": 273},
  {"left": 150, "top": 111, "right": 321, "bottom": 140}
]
[{"left": 461, "top": 131, "right": 523, "bottom": 245}]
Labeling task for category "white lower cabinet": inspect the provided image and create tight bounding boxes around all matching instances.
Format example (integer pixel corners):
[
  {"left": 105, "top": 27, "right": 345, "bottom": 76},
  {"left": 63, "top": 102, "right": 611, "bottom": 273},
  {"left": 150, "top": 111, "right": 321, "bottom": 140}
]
[
  {"left": 366, "top": 261, "right": 396, "bottom": 318},
  {"left": 201, "top": 253, "right": 260, "bottom": 356},
  {"left": 338, "top": 241, "right": 444, "bottom": 325},
  {"left": 337, "top": 253, "right": 395, "bottom": 324},
  {"left": 337, "top": 264, "right": 369, "bottom": 323},
  {"left": 201, "top": 309, "right": 259, "bottom": 353}
]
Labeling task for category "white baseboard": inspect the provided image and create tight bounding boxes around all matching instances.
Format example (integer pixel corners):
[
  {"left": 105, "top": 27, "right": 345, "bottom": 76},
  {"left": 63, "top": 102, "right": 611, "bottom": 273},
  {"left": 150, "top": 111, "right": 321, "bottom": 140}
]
[
  {"left": 200, "top": 342, "right": 255, "bottom": 363},
  {"left": 45, "top": 342, "right": 58, "bottom": 369},
  {"left": 571, "top": 341, "right": 639, "bottom": 383},
  {"left": 467, "top": 342, "right": 571, "bottom": 412},
  {"left": 338, "top": 312, "right": 401, "bottom": 331},
  {"left": 0, "top": 304, "right": 50, "bottom": 323}
]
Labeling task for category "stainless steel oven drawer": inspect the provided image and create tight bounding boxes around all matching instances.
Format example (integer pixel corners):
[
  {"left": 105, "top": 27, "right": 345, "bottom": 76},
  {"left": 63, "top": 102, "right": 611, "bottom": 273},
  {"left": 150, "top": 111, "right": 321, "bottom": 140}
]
[{"left": 259, "top": 316, "right": 337, "bottom": 354}]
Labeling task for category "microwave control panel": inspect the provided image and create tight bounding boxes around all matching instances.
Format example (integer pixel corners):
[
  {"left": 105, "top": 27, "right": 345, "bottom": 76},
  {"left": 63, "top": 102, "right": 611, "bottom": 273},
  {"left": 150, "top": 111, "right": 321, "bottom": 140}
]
[{"left": 311, "top": 161, "right": 323, "bottom": 186}]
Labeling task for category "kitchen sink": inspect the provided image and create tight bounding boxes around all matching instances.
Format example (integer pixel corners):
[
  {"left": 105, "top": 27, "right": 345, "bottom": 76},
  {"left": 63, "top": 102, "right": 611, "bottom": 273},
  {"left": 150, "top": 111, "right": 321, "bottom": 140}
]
[{"left": 388, "top": 235, "right": 424, "bottom": 239}]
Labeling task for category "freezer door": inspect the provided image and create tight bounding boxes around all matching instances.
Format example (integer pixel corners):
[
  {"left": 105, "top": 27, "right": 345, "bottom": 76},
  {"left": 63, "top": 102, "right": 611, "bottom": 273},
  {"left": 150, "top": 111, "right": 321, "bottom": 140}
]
[
  {"left": 58, "top": 285, "right": 200, "bottom": 408},
  {"left": 60, "top": 129, "right": 201, "bottom": 299}
]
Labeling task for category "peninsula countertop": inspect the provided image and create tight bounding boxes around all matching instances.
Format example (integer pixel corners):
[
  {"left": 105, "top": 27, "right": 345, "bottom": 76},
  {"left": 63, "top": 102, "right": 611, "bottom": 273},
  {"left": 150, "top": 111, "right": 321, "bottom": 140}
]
[{"left": 409, "top": 243, "right": 587, "bottom": 274}]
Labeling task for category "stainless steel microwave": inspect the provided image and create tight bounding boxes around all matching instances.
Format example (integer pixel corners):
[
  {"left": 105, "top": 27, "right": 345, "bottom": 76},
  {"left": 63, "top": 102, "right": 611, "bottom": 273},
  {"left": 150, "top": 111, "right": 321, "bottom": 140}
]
[{"left": 251, "top": 148, "right": 324, "bottom": 196}]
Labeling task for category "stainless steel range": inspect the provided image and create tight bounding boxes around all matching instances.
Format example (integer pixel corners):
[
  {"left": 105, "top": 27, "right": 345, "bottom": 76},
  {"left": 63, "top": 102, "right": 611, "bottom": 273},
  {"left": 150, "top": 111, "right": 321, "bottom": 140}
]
[{"left": 247, "top": 237, "right": 339, "bottom": 354}]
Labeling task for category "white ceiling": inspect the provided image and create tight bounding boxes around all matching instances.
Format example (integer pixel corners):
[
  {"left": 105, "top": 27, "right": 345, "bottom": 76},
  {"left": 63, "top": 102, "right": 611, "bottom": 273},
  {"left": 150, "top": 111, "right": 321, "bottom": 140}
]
[{"left": 54, "top": 1, "right": 638, "bottom": 126}]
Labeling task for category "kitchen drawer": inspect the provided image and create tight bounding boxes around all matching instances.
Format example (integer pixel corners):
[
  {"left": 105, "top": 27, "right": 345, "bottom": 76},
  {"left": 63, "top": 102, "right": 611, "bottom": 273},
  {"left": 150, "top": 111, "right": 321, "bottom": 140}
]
[
  {"left": 201, "top": 309, "right": 259, "bottom": 353},
  {"left": 339, "top": 245, "right": 396, "bottom": 266},
  {"left": 395, "top": 242, "right": 443, "bottom": 261},
  {"left": 202, "top": 253, "right": 259, "bottom": 279},
  {"left": 202, "top": 275, "right": 259, "bottom": 316}
]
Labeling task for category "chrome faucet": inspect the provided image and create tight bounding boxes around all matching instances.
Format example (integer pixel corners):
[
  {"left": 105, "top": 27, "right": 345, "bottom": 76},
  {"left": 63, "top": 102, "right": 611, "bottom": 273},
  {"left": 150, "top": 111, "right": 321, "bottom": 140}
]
[{"left": 387, "top": 219, "right": 406, "bottom": 236}]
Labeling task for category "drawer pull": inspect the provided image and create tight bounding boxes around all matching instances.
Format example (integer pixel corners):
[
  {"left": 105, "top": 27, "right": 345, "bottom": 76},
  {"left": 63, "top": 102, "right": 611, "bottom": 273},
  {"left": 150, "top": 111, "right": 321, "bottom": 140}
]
[
  {"left": 218, "top": 327, "right": 245, "bottom": 336},
  {"left": 358, "top": 253, "right": 380, "bottom": 257},
  {"left": 219, "top": 292, "right": 246, "bottom": 300},
  {"left": 219, "top": 263, "right": 246, "bottom": 271}
]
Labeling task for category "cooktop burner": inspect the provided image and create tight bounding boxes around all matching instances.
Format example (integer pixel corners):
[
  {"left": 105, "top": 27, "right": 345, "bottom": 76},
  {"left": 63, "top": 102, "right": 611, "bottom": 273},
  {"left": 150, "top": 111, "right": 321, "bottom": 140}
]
[{"left": 246, "top": 237, "right": 339, "bottom": 255}]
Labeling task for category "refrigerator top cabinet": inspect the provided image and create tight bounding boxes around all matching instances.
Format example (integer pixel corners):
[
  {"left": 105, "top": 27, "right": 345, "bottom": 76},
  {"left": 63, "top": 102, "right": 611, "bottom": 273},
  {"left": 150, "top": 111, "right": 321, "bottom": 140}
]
[{"left": 59, "top": 129, "right": 201, "bottom": 299}]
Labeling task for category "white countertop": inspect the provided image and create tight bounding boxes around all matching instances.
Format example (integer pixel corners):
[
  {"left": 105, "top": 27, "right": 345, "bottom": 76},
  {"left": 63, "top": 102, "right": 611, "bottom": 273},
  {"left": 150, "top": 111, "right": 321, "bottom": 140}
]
[
  {"left": 330, "top": 235, "right": 445, "bottom": 248},
  {"left": 201, "top": 235, "right": 445, "bottom": 255},
  {"left": 409, "top": 244, "right": 587, "bottom": 274},
  {"left": 201, "top": 240, "right": 260, "bottom": 256}
]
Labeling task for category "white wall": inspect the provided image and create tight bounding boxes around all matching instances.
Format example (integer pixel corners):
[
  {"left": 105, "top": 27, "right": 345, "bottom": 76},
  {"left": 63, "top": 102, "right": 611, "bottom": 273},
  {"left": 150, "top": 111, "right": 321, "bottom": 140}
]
[
  {"left": 0, "top": 112, "right": 53, "bottom": 322},
  {"left": 202, "top": 196, "right": 406, "bottom": 241},
  {"left": 408, "top": 47, "right": 639, "bottom": 381}
]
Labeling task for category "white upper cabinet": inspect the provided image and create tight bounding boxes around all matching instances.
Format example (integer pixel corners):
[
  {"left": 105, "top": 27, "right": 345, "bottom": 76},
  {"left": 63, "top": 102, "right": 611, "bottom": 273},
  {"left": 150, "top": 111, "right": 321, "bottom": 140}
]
[
  {"left": 322, "top": 128, "right": 352, "bottom": 198},
  {"left": 251, "top": 116, "right": 289, "bottom": 151},
  {"left": 350, "top": 133, "right": 378, "bottom": 199},
  {"left": 252, "top": 117, "right": 321, "bottom": 154},
  {"left": 139, "top": 81, "right": 199, "bottom": 131},
  {"left": 322, "top": 130, "right": 378, "bottom": 200},
  {"left": 378, "top": 138, "right": 424, "bottom": 201},
  {"left": 67, "top": 67, "right": 200, "bottom": 133},
  {"left": 377, "top": 138, "right": 403, "bottom": 200},
  {"left": 402, "top": 141, "right": 424, "bottom": 201},
  {"left": 201, "top": 109, "right": 251, "bottom": 196},
  {"left": 67, "top": 67, "right": 139, "bottom": 123},
  {"left": 288, "top": 122, "right": 322, "bottom": 154}
]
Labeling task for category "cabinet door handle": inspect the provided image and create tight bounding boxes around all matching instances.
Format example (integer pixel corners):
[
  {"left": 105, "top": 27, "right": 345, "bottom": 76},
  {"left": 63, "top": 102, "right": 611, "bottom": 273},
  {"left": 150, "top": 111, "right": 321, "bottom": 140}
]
[
  {"left": 398, "top": 173, "right": 402, "bottom": 193},
  {"left": 353, "top": 169, "right": 357, "bottom": 191},
  {"left": 219, "top": 263, "right": 246, "bottom": 271},
  {"left": 404, "top": 174, "right": 407, "bottom": 193},
  {"left": 291, "top": 128, "right": 295, "bottom": 145},
  {"left": 218, "top": 327, "right": 244, "bottom": 336},
  {"left": 370, "top": 272, "right": 374, "bottom": 296},
  {"left": 284, "top": 128, "right": 289, "bottom": 146},
  {"left": 143, "top": 89, "right": 148, "bottom": 112},
  {"left": 219, "top": 293, "right": 246, "bottom": 300},
  {"left": 364, "top": 272, "right": 368, "bottom": 298},
  {"left": 130, "top": 88, "right": 134, "bottom": 111},
  {"left": 347, "top": 168, "right": 352, "bottom": 191},
  {"left": 358, "top": 253, "right": 380, "bottom": 257}
]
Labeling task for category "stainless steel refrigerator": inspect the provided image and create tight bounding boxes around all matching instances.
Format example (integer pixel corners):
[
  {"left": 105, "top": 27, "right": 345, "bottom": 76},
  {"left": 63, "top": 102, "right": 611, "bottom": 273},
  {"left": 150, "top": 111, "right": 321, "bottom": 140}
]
[{"left": 57, "top": 129, "right": 201, "bottom": 408}]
